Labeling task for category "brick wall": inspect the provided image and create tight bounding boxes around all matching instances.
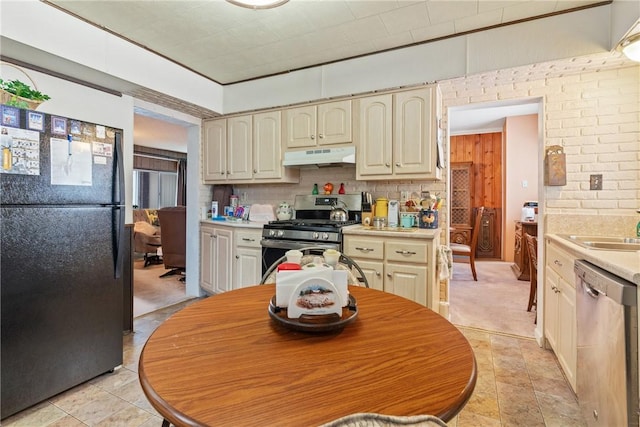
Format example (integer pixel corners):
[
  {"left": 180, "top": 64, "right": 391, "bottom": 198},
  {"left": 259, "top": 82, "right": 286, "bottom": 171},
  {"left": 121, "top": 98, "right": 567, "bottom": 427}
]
[{"left": 439, "top": 57, "right": 639, "bottom": 236}]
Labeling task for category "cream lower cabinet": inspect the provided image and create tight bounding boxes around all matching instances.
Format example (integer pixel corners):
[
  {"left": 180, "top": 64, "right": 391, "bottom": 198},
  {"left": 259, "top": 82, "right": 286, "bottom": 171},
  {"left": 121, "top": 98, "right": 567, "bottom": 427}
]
[
  {"left": 343, "top": 235, "right": 437, "bottom": 309},
  {"left": 233, "top": 229, "right": 262, "bottom": 289},
  {"left": 200, "top": 223, "right": 233, "bottom": 294},
  {"left": 544, "top": 239, "right": 577, "bottom": 392}
]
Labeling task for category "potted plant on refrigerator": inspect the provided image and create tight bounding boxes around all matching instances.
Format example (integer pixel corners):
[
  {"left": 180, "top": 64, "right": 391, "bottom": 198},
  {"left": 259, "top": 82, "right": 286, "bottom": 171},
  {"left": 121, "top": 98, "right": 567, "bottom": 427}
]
[{"left": 1, "top": 78, "right": 51, "bottom": 110}]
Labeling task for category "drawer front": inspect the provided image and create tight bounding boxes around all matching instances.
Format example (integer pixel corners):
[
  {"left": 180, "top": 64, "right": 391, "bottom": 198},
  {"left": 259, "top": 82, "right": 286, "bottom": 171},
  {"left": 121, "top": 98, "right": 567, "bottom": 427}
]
[
  {"left": 343, "top": 237, "right": 384, "bottom": 260},
  {"left": 386, "top": 240, "right": 428, "bottom": 264},
  {"left": 236, "top": 230, "right": 261, "bottom": 248},
  {"left": 546, "top": 240, "right": 574, "bottom": 285}
]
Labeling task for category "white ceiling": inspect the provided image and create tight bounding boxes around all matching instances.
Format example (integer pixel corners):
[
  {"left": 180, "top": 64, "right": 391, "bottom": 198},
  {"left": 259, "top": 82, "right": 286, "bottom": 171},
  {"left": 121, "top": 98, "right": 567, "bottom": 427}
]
[
  {"left": 16, "top": 1, "right": 634, "bottom": 150},
  {"left": 47, "top": 0, "right": 607, "bottom": 85}
]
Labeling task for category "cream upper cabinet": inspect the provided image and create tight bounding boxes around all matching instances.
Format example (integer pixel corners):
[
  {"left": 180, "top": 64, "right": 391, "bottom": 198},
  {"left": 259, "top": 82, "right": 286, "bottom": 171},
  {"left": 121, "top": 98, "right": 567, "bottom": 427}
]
[
  {"left": 203, "top": 113, "right": 298, "bottom": 184},
  {"left": 227, "top": 115, "right": 253, "bottom": 181},
  {"left": 253, "top": 111, "right": 282, "bottom": 180},
  {"left": 203, "top": 119, "right": 226, "bottom": 182},
  {"left": 356, "top": 86, "right": 441, "bottom": 181},
  {"left": 355, "top": 94, "right": 393, "bottom": 176},
  {"left": 284, "top": 100, "right": 352, "bottom": 149}
]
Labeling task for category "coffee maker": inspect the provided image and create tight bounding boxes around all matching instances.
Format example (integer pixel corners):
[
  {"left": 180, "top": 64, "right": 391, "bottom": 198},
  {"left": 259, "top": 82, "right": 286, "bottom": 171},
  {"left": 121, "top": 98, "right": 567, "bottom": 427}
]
[{"left": 521, "top": 201, "right": 538, "bottom": 222}]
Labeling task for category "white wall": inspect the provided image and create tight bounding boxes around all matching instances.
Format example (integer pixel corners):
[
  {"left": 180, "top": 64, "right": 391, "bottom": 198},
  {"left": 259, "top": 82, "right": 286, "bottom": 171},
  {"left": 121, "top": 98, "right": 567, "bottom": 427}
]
[
  {"left": 224, "top": 6, "right": 615, "bottom": 114},
  {"left": 504, "top": 114, "right": 540, "bottom": 262},
  {"left": 0, "top": 0, "right": 224, "bottom": 114}
]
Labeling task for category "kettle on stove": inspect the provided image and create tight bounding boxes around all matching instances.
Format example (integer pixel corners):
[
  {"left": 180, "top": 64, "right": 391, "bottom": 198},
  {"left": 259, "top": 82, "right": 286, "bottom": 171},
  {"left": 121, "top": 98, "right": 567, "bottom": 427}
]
[
  {"left": 276, "top": 202, "right": 293, "bottom": 220},
  {"left": 330, "top": 200, "right": 348, "bottom": 221}
]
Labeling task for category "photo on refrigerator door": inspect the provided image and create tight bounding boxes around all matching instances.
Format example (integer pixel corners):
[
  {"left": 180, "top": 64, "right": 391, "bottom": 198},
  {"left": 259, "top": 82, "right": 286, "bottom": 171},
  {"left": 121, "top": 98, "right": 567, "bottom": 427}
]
[{"left": 1, "top": 126, "right": 40, "bottom": 175}]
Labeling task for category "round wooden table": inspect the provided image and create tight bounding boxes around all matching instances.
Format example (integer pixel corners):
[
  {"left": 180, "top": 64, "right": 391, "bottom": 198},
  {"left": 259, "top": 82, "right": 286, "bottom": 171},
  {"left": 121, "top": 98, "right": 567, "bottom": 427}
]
[{"left": 139, "top": 285, "right": 477, "bottom": 426}]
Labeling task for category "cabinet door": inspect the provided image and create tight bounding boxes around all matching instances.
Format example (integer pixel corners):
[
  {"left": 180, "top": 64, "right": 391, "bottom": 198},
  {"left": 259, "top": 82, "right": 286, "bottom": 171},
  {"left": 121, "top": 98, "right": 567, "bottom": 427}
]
[
  {"left": 557, "top": 276, "right": 577, "bottom": 391},
  {"left": 253, "top": 111, "right": 282, "bottom": 180},
  {"left": 393, "top": 88, "right": 435, "bottom": 176},
  {"left": 203, "top": 119, "right": 226, "bottom": 182},
  {"left": 234, "top": 247, "right": 261, "bottom": 289},
  {"left": 544, "top": 266, "right": 560, "bottom": 351},
  {"left": 318, "top": 100, "right": 351, "bottom": 146},
  {"left": 284, "top": 105, "right": 316, "bottom": 149},
  {"left": 200, "top": 228, "right": 215, "bottom": 293},
  {"left": 385, "top": 263, "right": 427, "bottom": 306},
  {"left": 353, "top": 259, "right": 383, "bottom": 291},
  {"left": 227, "top": 115, "right": 252, "bottom": 180},
  {"left": 213, "top": 228, "right": 233, "bottom": 294},
  {"left": 356, "top": 94, "right": 393, "bottom": 177}
]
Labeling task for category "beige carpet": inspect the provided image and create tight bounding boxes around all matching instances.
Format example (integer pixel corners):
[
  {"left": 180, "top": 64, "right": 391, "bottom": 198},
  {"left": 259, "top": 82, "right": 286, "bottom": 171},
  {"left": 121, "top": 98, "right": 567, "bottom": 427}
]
[
  {"left": 133, "top": 258, "right": 191, "bottom": 318},
  {"left": 449, "top": 260, "right": 537, "bottom": 338}
]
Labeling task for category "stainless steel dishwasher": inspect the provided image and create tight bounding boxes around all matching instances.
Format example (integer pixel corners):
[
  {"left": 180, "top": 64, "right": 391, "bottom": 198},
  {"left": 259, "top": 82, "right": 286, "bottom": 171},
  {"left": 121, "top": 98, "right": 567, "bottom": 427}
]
[{"left": 575, "top": 260, "right": 638, "bottom": 427}]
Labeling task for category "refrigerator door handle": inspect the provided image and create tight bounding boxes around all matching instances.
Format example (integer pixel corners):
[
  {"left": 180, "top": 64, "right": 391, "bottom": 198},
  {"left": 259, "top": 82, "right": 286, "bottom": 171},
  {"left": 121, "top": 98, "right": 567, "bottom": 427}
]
[{"left": 114, "top": 132, "right": 125, "bottom": 279}]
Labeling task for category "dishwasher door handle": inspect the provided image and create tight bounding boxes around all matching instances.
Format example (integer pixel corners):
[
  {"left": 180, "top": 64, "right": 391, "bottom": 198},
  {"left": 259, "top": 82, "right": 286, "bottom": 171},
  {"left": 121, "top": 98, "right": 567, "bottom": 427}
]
[{"left": 584, "top": 284, "right": 600, "bottom": 299}]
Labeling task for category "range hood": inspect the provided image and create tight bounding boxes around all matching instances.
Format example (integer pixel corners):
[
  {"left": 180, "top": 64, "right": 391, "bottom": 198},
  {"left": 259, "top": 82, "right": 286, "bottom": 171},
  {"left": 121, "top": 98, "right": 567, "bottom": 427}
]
[{"left": 283, "top": 146, "right": 356, "bottom": 168}]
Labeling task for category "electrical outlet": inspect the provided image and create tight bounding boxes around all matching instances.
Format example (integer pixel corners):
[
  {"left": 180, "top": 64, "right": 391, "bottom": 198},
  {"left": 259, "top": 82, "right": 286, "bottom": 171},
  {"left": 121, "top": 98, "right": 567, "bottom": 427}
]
[{"left": 590, "top": 174, "right": 602, "bottom": 190}]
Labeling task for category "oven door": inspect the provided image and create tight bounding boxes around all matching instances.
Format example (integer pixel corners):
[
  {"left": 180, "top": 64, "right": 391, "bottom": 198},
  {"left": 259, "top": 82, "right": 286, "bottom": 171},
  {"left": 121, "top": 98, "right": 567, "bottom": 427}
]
[{"left": 260, "top": 239, "right": 340, "bottom": 275}]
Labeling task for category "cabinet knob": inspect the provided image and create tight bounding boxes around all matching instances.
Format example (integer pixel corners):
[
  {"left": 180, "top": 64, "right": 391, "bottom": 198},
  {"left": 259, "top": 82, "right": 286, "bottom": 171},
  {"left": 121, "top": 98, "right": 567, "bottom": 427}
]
[
  {"left": 355, "top": 247, "right": 374, "bottom": 252},
  {"left": 395, "top": 163, "right": 400, "bottom": 167},
  {"left": 310, "top": 134, "right": 315, "bottom": 140},
  {"left": 235, "top": 255, "right": 239, "bottom": 259},
  {"left": 386, "top": 273, "right": 392, "bottom": 278},
  {"left": 554, "top": 260, "right": 563, "bottom": 267},
  {"left": 318, "top": 134, "right": 324, "bottom": 139},
  {"left": 385, "top": 163, "right": 390, "bottom": 167},
  {"left": 376, "top": 271, "right": 381, "bottom": 277},
  {"left": 253, "top": 169, "right": 257, "bottom": 173},
  {"left": 220, "top": 172, "right": 224, "bottom": 175}
]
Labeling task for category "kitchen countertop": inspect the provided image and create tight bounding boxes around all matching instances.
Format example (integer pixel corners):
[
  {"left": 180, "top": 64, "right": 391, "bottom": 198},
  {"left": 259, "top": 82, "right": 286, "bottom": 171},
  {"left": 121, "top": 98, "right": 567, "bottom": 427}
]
[
  {"left": 343, "top": 224, "right": 440, "bottom": 239},
  {"left": 546, "top": 234, "right": 640, "bottom": 285},
  {"left": 200, "top": 219, "right": 264, "bottom": 229}
]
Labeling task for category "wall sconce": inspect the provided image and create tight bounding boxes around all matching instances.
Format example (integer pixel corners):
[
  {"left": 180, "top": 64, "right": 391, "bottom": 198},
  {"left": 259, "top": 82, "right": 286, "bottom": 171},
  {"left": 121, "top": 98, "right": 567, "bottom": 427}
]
[
  {"left": 226, "top": 0, "right": 288, "bottom": 9},
  {"left": 621, "top": 33, "right": 640, "bottom": 62}
]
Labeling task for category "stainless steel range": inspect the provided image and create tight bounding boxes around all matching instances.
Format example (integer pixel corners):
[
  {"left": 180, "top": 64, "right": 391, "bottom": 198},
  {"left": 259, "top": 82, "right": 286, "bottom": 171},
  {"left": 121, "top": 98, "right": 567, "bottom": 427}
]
[{"left": 261, "top": 194, "right": 362, "bottom": 275}]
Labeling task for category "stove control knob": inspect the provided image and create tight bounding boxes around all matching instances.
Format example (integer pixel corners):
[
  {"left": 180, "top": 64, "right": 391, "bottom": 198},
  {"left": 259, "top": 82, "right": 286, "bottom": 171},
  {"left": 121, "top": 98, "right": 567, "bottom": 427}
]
[
  {"left": 323, "top": 233, "right": 330, "bottom": 240},
  {"left": 313, "top": 232, "right": 320, "bottom": 240},
  {"left": 277, "top": 230, "right": 285, "bottom": 237},
  {"left": 269, "top": 230, "right": 276, "bottom": 237}
]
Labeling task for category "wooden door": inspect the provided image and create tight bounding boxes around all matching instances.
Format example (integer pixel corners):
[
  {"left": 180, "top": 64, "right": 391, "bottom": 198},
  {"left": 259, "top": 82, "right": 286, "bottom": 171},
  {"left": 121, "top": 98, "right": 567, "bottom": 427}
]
[{"left": 450, "top": 133, "right": 502, "bottom": 259}]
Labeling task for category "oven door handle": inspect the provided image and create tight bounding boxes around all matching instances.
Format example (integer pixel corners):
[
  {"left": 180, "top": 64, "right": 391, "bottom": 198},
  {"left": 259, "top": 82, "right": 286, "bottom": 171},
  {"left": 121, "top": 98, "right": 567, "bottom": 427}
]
[{"left": 260, "top": 239, "right": 339, "bottom": 251}]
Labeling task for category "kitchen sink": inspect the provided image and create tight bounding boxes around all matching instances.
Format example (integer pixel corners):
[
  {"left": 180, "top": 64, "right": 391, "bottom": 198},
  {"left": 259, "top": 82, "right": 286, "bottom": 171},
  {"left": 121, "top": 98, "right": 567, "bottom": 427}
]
[{"left": 558, "top": 235, "right": 640, "bottom": 251}]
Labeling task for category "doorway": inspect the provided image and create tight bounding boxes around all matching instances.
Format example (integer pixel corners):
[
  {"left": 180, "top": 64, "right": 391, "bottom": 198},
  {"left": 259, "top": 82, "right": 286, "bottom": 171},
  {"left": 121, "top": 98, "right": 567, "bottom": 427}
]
[
  {"left": 132, "top": 111, "right": 191, "bottom": 317},
  {"left": 448, "top": 99, "right": 542, "bottom": 337}
]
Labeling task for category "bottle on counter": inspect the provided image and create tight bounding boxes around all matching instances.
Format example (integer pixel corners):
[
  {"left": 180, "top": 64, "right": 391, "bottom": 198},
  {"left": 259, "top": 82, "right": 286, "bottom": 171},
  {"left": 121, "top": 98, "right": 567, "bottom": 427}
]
[{"left": 312, "top": 183, "right": 319, "bottom": 195}]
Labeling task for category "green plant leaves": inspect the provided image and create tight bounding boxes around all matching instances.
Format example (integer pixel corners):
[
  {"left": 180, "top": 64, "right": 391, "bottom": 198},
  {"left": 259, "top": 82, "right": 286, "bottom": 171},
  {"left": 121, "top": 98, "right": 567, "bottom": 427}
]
[{"left": 0, "top": 78, "right": 51, "bottom": 107}]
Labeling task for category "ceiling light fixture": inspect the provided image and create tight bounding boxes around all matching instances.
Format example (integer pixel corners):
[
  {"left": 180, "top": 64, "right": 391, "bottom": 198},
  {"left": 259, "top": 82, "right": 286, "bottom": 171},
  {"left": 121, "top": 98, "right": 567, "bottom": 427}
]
[
  {"left": 226, "top": 0, "right": 288, "bottom": 10},
  {"left": 621, "top": 33, "right": 640, "bottom": 62}
]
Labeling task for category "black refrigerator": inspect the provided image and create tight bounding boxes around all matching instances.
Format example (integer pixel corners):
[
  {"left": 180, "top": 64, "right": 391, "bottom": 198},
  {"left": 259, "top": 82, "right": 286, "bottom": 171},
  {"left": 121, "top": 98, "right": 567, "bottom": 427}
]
[{"left": 0, "top": 105, "right": 125, "bottom": 418}]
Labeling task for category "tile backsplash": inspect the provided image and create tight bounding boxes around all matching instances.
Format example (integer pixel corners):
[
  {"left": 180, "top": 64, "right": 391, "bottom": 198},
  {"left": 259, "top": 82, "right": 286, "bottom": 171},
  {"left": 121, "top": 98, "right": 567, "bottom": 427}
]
[{"left": 231, "top": 166, "right": 445, "bottom": 208}]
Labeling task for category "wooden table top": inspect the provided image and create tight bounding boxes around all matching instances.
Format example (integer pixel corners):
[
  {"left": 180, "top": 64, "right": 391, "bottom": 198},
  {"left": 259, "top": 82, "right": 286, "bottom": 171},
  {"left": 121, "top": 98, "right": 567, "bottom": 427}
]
[{"left": 139, "top": 285, "right": 477, "bottom": 427}]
